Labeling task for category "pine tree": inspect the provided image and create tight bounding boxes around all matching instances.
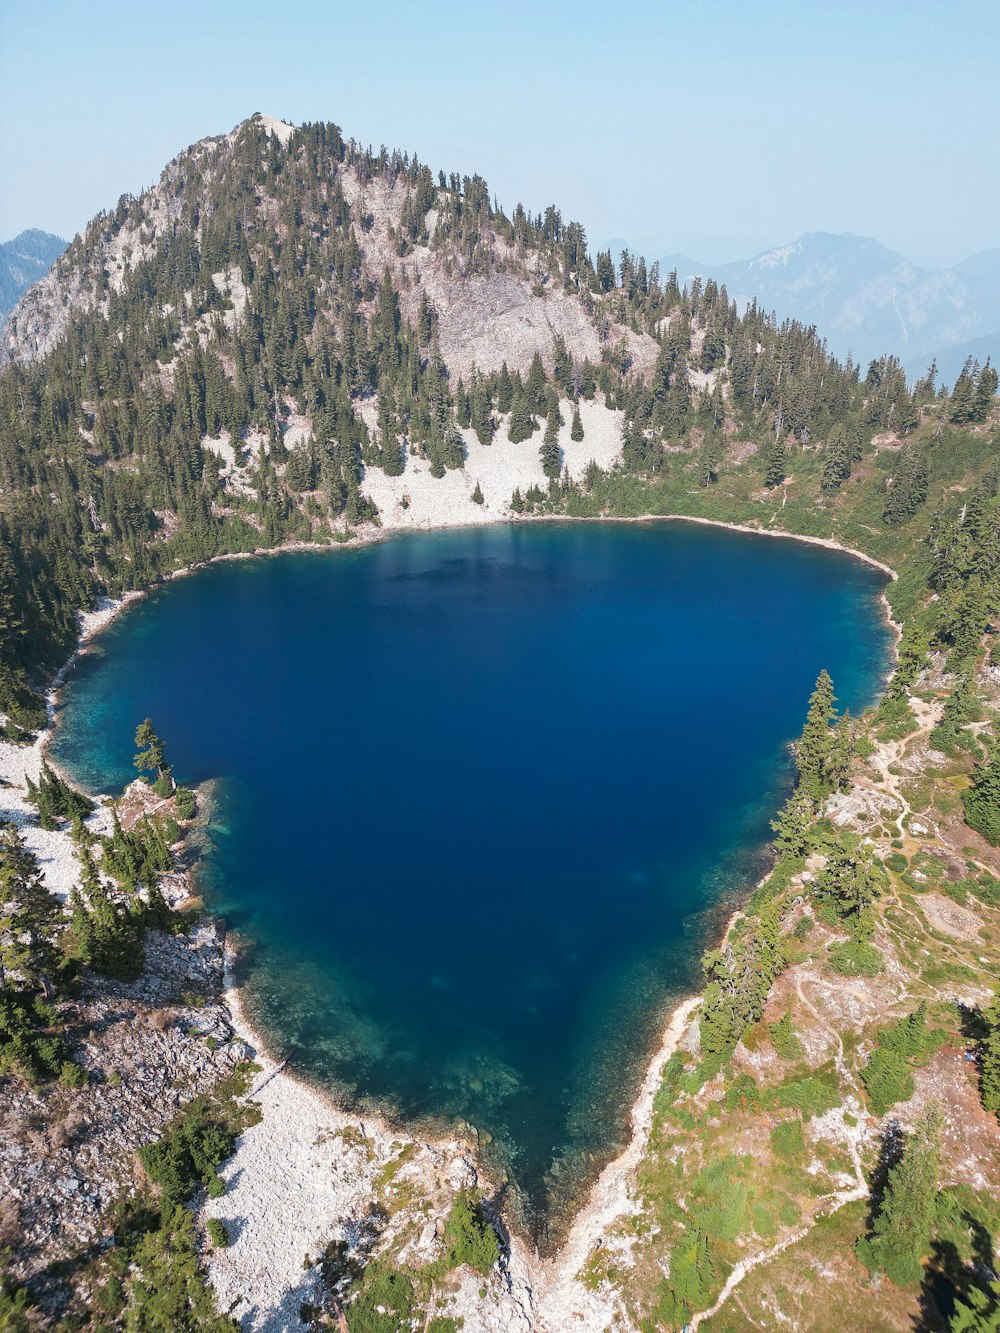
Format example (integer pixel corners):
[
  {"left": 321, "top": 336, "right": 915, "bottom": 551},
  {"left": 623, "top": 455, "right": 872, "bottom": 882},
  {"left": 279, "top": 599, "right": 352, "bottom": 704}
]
[
  {"left": 795, "top": 671, "right": 838, "bottom": 801},
  {"left": 821, "top": 424, "right": 852, "bottom": 491},
  {"left": 949, "top": 358, "right": 978, "bottom": 424},
  {"left": 0, "top": 821, "right": 62, "bottom": 996},
  {"left": 950, "top": 1277, "right": 1000, "bottom": 1331},
  {"left": 496, "top": 362, "right": 514, "bottom": 415},
  {"left": 964, "top": 752, "right": 1000, "bottom": 845},
  {"left": 858, "top": 1103, "right": 943, "bottom": 1287},
  {"left": 134, "top": 719, "right": 172, "bottom": 794},
  {"left": 507, "top": 392, "right": 534, "bottom": 444},
  {"left": 470, "top": 480, "right": 484, "bottom": 505},
  {"left": 764, "top": 438, "right": 786, "bottom": 488},
  {"left": 981, "top": 986, "right": 1000, "bottom": 1118},
  {"left": 570, "top": 405, "right": 584, "bottom": 441},
  {"left": 540, "top": 399, "right": 562, "bottom": 479},
  {"left": 882, "top": 445, "right": 929, "bottom": 526},
  {"left": 525, "top": 352, "right": 547, "bottom": 418},
  {"left": 973, "top": 359, "right": 999, "bottom": 423},
  {"left": 770, "top": 791, "right": 817, "bottom": 859}
]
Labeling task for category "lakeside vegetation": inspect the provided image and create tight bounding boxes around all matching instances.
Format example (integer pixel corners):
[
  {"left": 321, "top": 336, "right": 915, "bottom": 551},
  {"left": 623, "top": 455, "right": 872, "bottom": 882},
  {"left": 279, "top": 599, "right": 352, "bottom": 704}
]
[{"left": 1, "top": 112, "right": 999, "bottom": 1328}]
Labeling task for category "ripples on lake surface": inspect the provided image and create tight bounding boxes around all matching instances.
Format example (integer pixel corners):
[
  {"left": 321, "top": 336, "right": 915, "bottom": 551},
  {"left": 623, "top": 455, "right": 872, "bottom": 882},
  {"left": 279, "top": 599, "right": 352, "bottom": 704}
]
[{"left": 53, "top": 522, "right": 891, "bottom": 1240}]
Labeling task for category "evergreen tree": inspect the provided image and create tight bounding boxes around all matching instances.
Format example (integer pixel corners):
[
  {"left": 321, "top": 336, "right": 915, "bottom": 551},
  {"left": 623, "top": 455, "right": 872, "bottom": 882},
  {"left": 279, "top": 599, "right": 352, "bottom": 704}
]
[
  {"left": 540, "top": 398, "right": 562, "bottom": 479},
  {"left": 496, "top": 362, "right": 514, "bottom": 415},
  {"left": 949, "top": 358, "right": 979, "bottom": 425},
  {"left": 764, "top": 437, "right": 786, "bottom": 488},
  {"left": 507, "top": 392, "right": 535, "bottom": 444},
  {"left": 134, "top": 719, "right": 172, "bottom": 795},
  {"left": 973, "top": 359, "right": 999, "bottom": 422},
  {"left": 815, "top": 835, "right": 887, "bottom": 932},
  {"left": 570, "top": 405, "right": 584, "bottom": 441},
  {"left": 794, "top": 671, "right": 838, "bottom": 801},
  {"left": 525, "top": 352, "right": 547, "bottom": 418},
  {"left": 882, "top": 444, "right": 929, "bottom": 526},
  {"left": 858, "top": 1103, "right": 943, "bottom": 1287},
  {"left": 24, "top": 762, "right": 93, "bottom": 830},
  {"left": 700, "top": 901, "right": 785, "bottom": 1055},
  {"left": 0, "top": 821, "right": 62, "bottom": 996},
  {"left": 470, "top": 480, "right": 484, "bottom": 505},
  {"left": 124, "top": 1205, "right": 240, "bottom": 1332},
  {"left": 981, "top": 986, "right": 1000, "bottom": 1118},
  {"left": 964, "top": 751, "right": 1000, "bottom": 846},
  {"left": 950, "top": 1278, "right": 1000, "bottom": 1331}
]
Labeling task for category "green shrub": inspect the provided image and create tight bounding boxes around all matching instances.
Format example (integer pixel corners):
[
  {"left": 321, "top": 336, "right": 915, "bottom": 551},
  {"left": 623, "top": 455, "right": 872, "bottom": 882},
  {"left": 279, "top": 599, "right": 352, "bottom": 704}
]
[
  {"left": 346, "top": 1262, "right": 416, "bottom": 1333},
  {"left": 861, "top": 1049, "right": 914, "bottom": 1115},
  {"left": 964, "top": 752, "right": 1000, "bottom": 846},
  {"left": 124, "top": 1205, "right": 239, "bottom": 1330},
  {"left": 829, "top": 939, "right": 884, "bottom": 977},
  {"left": 442, "top": 1192, "right": 500, "bottom": 1275},
  {"left": 886, "top": 852, "right": 908, "bottom": 873},
  {"left": 139, "top": 1097, "right": 236, "bottom": 1209},
  {"left": 770, "top": 1118, "right": 806, "bottom": 1161},
  {"left": 724, "top": 1071, "right": 763, "bottom": 1113},
  {"left": 770, "top": 1008, "right": 803, "bottom": 1060},
  {"left": 206, "top": 1217, "right": 229, "bottom": 1249},
  {"left": 173, "top": 786, "right": 196, "bottom": 820},
  {"left": 774, "top": 1073, "right": 840, "bottom": 1119},
  {"left": 652, "top": 1051, "right": 686, "bottom": 1124},
  {"left": 860, "top": 1005, "right": 947, "bottom": 1115},
  {"left": 645, "top": 1230, "right": 715, "bottom": 1329}
]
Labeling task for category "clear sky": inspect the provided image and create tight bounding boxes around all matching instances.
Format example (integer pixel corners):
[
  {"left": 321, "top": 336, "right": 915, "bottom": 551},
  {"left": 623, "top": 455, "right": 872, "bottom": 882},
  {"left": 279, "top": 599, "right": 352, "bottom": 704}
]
[{"left": 2, "top": 0, "right": 998, "bottom": 267}]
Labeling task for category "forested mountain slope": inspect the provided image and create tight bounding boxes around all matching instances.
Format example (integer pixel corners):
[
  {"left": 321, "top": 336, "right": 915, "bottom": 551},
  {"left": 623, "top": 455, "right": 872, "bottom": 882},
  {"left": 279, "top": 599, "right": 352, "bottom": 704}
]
[
  {"left": 2, "top": 112, "right": 1000, "bottom": 1332},
  {"left": 8, "top": 111, "right": 997, "bottom": 736}
]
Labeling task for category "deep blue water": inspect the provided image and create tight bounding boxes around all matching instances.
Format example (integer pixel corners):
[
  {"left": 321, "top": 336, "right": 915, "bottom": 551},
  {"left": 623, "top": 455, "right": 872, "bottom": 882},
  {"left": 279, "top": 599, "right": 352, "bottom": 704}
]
[{"left": 52, "top": 522, "right": 891, "bottom": 1237}]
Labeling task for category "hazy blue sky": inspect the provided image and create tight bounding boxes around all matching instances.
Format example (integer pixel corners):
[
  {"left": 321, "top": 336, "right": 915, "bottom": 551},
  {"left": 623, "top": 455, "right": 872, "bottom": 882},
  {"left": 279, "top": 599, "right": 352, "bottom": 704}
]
[{"left": 2, "top": 0, "right": 998, "bottom": 266}]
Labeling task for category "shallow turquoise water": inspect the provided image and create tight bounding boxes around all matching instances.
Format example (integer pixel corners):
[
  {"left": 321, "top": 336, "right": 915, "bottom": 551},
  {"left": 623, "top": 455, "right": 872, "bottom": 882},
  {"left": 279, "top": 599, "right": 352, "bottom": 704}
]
[{"left": 52, "top": 521, "right": 891, "bottom": 1238}]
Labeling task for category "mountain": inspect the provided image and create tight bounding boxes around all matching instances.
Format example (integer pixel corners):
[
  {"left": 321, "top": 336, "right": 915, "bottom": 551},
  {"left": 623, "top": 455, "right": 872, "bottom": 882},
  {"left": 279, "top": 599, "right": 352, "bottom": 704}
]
[
  {"left": 654, "top": 232, "right": 1000, "bottom": 377},
  {"left": 1, "top": 109, "right": 925, "bottom": 723},
  {"left": 1, "top": 110, "right": 1000, "bottom": 1333},
  {"left": 0, "top": 228, "right": 67, "bottom": 328},
  {"left": 1, "top": 119, "right": 656, "bottom": 378},
  {"left": 903, "top": 328, "right": 1000, "bottom": 387}
]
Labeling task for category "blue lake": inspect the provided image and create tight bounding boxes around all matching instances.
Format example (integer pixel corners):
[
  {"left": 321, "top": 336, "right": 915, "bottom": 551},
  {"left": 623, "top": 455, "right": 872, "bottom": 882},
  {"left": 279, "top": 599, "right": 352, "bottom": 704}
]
[{"left": 52, "top": 521, "right": 892, "bottom": 1239}]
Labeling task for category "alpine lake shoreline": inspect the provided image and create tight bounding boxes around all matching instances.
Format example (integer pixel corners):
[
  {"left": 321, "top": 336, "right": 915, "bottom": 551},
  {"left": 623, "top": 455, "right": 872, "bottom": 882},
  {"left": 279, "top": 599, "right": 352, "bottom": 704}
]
[{"left": 4, "top": 510, "right": 901, "bottom": 1332}]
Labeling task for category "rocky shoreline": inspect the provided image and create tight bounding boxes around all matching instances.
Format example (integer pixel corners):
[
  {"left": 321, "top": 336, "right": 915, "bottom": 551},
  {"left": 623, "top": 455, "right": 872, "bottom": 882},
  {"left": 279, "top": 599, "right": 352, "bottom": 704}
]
[{"left": 3, "top": 513, "right": 900, "bottom": 1330}]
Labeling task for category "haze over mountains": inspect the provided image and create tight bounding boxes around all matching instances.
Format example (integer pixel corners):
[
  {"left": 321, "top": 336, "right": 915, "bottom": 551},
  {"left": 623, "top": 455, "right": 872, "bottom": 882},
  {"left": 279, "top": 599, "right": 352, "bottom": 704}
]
[
  {"left": 0, "top": 229, "right": 67, "bottom": 328},
  {"left": 5, "top": 152, "right": 999, "bottom": 390},
  {"left": 609, "top": 231, "right": 1000, "bottom": 385}
]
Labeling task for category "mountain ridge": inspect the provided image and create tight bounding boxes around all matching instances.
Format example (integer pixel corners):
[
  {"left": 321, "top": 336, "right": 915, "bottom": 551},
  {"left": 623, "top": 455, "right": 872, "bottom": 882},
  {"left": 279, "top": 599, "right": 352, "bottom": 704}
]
[
  {"left": 0, "top": 227, "right": 67, "bottom": 329},
  {"left": 628, "top": 230, "right": 1000, "bottom": 375}
]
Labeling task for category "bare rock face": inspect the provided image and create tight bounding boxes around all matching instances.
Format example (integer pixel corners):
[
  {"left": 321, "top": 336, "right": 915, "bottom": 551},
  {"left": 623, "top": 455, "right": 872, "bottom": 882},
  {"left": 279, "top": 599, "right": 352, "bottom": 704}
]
[
  {"left": 0, "top": 130, "right": 228, "bottom": 368},
  {"left": 0, "top": 258, "right": 88, "bottom": 365},
  {"left": 0, "top": 113, "right": 658, "bottom": 384}
]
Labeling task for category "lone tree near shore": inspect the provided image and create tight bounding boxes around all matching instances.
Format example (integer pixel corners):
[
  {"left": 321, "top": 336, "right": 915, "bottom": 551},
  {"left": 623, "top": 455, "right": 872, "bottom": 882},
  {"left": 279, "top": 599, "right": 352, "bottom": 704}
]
[
  {"left": 134, "top": 719, "right": 173, "bottom": 797},
  {"left": 795, "top": 670, "right": 838, "bottom": 802}
]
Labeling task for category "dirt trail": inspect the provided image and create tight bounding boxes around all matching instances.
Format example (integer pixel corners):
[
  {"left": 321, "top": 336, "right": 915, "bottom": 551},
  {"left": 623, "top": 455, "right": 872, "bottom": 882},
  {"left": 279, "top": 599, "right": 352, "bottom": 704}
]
[
  {"left": 863, "top": 694, "right": 940, "bottom": 842},
  {"left": 688, "top": 700, "right": 944, "bottom": 1329}
]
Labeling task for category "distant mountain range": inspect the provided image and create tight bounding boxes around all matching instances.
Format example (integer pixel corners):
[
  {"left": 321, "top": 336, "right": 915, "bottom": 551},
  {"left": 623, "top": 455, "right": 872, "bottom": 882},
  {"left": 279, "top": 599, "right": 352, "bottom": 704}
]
[
  {"left": 611, "top": 232, "right": 1000, "bottom": 387},
  {"left": 0, "top": 229, "right": 67, "bottom": 328},
  {"left": 5, "top": 221, "right": 997, "bottom": 388}
]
